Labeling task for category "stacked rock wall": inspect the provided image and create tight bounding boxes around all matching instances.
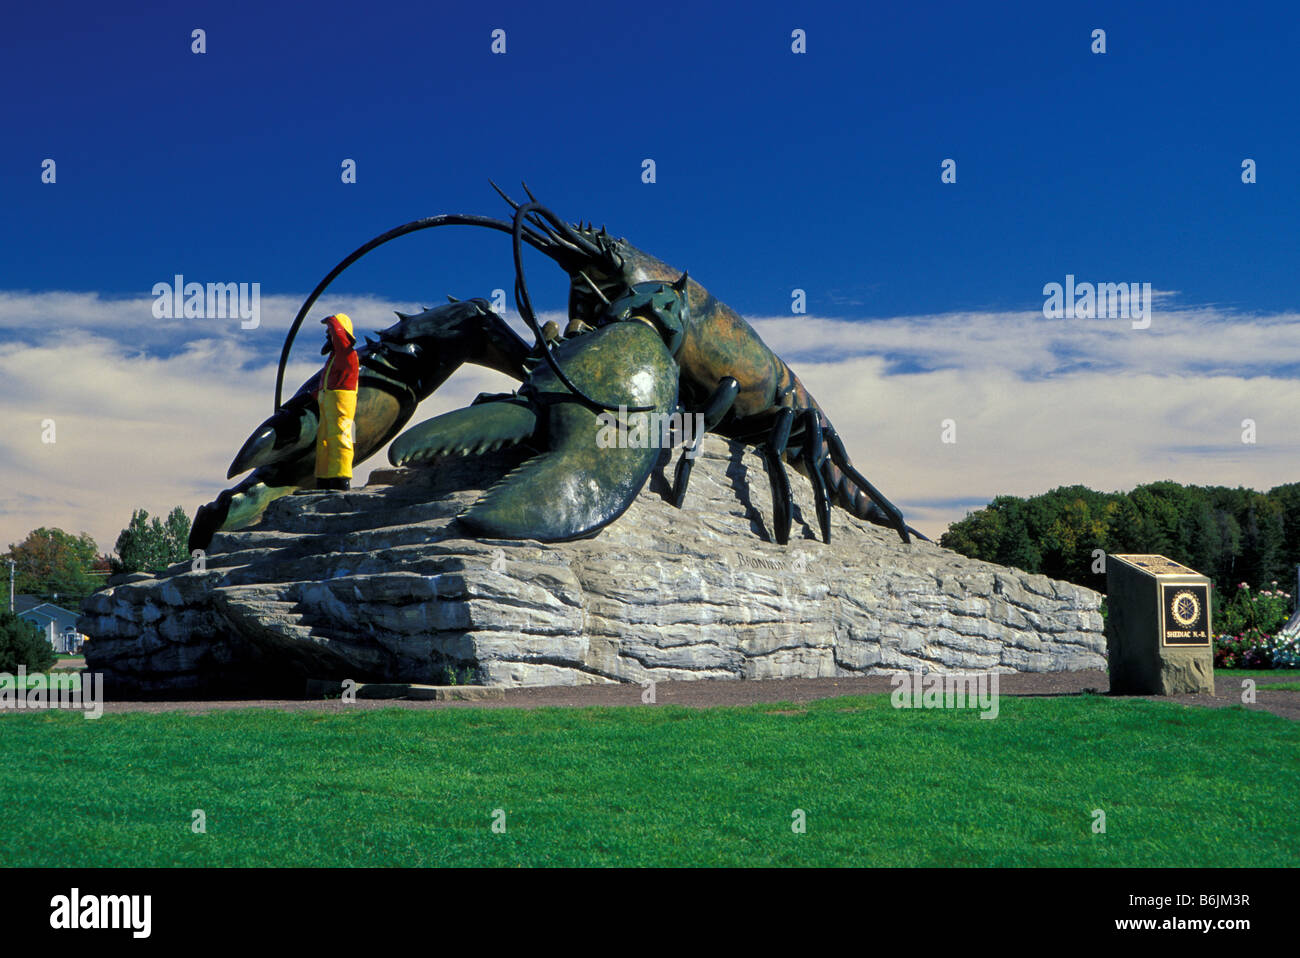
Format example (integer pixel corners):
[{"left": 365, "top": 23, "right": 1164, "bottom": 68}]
[{"left": 81, "top": 437, "right": 1105, "bottom": 696}]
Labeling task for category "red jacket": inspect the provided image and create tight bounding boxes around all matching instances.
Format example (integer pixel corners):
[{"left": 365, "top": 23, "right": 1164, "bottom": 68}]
[{"left": 317, "top": 314, "right": 359, "bottom": 393}]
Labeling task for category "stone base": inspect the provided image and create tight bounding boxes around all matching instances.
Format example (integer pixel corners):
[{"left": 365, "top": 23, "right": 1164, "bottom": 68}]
[
  {"left": 81, "top": 436, "right": 1105, "bottom": 697},
  {"left": 1159, "top": 655, "right": 1215, "bottom": 695}
]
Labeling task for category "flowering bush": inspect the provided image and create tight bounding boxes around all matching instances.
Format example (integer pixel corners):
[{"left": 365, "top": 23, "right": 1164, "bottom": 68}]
[
  {"left": 1212, "top": 582, "right": 1299, "bottom": 669},
  {"left": 1271, "top": 628, "right": 1300, "bottom": 669},
  {"left": 1214, "top": 629, "right": 1274, "bottom": 669},
  {"left": 1214, "top": 582, "right": 1292, "bottom": 638}
]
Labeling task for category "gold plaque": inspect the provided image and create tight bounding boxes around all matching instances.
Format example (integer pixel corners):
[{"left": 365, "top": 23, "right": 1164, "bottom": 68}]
[
  {"left": 1160, "top": 583, "right": 1211, "bottom": 646},
  {"left": 1112, "top": 554, "right": 1198, "bottom": 576}
]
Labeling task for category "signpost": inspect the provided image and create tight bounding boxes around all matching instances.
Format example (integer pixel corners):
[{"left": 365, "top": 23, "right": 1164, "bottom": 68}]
[{"left": 1106, "top": 554, "right": 1214, "bottom": 695}]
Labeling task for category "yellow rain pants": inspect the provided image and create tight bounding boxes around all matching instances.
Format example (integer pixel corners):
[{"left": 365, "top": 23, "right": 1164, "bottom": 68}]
[{"left": 315, "top": 388, "right": 357, "bottom": 479}]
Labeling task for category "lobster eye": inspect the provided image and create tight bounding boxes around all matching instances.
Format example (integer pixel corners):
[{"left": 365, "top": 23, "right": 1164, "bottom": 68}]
[
  {"left": 602, "top": 281, "right": 687, "bottom": 359},
  {"left": 595, "top": 237, "right": 623, "bottom": 270}
]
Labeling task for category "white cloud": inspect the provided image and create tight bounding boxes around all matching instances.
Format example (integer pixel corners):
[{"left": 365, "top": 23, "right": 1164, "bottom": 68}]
[
  {"left": 0, "top": 293, "right": 526, "bottom": 553},
  {"left": 749, "top": 303, "right": 1300, "bottom": 379},
  {"left": 1, "top": 290, "right": 1295, "bottom": 553}
]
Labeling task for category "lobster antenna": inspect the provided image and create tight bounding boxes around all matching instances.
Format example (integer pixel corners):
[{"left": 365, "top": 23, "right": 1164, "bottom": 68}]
[
  {"left": 274, "top": 188, "right": 628, "bottom": 411},
  {"left": 273, "top": 212, "right": 560, "bottom": 411},
  {"left": 489, "top": 180, "right": 520, "bottom": 210},
  {"left": 493, "top": 182, "right": 587, "bottom": 254},
  {"left": 576, "top": 270, "right": 611, "bottom": 306},
  {"left": 511, "top": 201, "right": 652, "bottom": 413}
]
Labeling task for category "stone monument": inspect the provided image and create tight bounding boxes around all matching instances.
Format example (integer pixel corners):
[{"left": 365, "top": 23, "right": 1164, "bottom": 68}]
[
  {"left": 80, "top": 437, "right": 1108, "bottom": 697},
  {"left": 1105, "top": 554, "right": 1214, "bottom": 695}
]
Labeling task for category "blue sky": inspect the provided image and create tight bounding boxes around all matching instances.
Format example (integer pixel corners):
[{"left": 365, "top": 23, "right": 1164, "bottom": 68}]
[
  {"left": 4, "top": 0, "right": 1297, "bottom": 316},
  {"left": 2, "top": 1, "right": 1298, "bottom": 552}
]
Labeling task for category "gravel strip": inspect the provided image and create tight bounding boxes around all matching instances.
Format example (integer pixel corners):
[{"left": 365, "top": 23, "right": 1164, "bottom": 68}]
[{"left": 24, "top": 670, "right": 1295, "bottom": 721}]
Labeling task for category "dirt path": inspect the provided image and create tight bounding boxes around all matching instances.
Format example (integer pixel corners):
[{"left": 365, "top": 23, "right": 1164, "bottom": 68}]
[{"left": 49, "top": 670, "right": 1300, "bottom": 721}]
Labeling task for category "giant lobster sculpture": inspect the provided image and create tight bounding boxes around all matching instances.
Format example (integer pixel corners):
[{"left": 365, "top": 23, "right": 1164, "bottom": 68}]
[{"left": 188, "top": 185, "right": 922, "bottom": 552}]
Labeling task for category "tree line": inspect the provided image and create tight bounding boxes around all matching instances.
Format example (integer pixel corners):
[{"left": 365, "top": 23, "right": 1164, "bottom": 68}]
[
  {"left": 939, "top": 481, "right": 1300, "bottom": 597},
  {"left": 2, "top": 507, "right": 191, "bottom": 612},
  {"left": 6, "top": 484, "right": 1296, "bottom": 613}
]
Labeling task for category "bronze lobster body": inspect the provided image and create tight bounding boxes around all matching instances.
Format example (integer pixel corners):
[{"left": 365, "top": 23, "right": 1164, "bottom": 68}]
[{"left": 187, "top": 186, "right": 920, "bottom": 552}]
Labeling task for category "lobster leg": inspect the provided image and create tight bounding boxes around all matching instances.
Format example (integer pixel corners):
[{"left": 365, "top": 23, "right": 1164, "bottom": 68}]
[
  {"left": 823, "top": 425, "right": 912, "bottom": 544},
  {"left": 672, "top": 376, "right": 739, "bottom": 507},
  {"left": 797, "top": 409, "right": 833, "bottom": 544},
  {"left": 761, "top": 407, "right": 796, "bottom": 545},
  {"left": 673, "top": 385, "right": 835, "bottom": 546}
]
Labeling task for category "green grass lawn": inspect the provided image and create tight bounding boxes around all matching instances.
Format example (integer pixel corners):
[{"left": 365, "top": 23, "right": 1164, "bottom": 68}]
[
  {"left": 1219, "top": 668, "right": 1300, "bottom": 679},
  {"left": 1, "top": 693, "right": 1296, "bottom": 867}
]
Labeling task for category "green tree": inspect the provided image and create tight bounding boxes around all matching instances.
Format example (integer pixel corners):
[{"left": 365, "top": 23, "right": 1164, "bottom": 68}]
[
  {"left": 1039, "top": 493, "right": 1109, "bottom": 587},
  {"left": 5, "top": 528, "right": 101, "bottom": 608},
  {"left": 940, "top": 480, "right": 1300, "bottom": 600},
  {"left": 1238, "top": 493, "right": 1285, "bottom": 589},
  {"left": 0, "top": 608, "right": 57, "bottom": 672},
  {"left": 939, "top": 505, "right": 1007, "bottom": 563},
  {"left": 112, "top": 507, "right": 192, "bottom": 574},
  {"left": 941, "top": 495, "right": 1046, "bottom": 573},
  {"left": 1269, "top": 483, "right": 1300, "bottom": 572}
]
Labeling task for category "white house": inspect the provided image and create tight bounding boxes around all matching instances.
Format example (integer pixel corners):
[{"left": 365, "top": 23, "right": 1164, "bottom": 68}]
[{"left": 14, "top": 596, "right": 86, "bottom": 654}]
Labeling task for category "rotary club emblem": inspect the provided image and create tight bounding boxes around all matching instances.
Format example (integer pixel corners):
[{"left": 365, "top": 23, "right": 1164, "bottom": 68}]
[{"left": 1169, "top": 589, "right": 1201, "bottom": 628}]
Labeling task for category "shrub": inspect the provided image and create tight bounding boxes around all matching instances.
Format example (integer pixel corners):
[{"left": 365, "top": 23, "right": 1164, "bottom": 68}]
[
  {"left": 1214, "top": 629, "right": 1273, "bottom": 669},
  {"left": 1214, "top": 625, "right": 1300, "bottom": 670},
  {"left": 1215, "top": 582, "right": 1292, "bottom": 637},
  {"left": 1212, "top": 580, "right": 1299, "bottom": 668},
  {"left": 1271, "top": 629, "right": 1300, "bottom": 669},
  {"left": 0, "top": 609, "right": 57, "bottom": 673}
]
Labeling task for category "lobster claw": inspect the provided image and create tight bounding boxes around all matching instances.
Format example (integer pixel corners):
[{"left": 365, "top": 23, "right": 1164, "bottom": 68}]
[
  {"left": 227, "top": 396, "right": 319, "bottom": 478},
  {"left": 391, "top": 322, "right": 679, "bottom": 542}
]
